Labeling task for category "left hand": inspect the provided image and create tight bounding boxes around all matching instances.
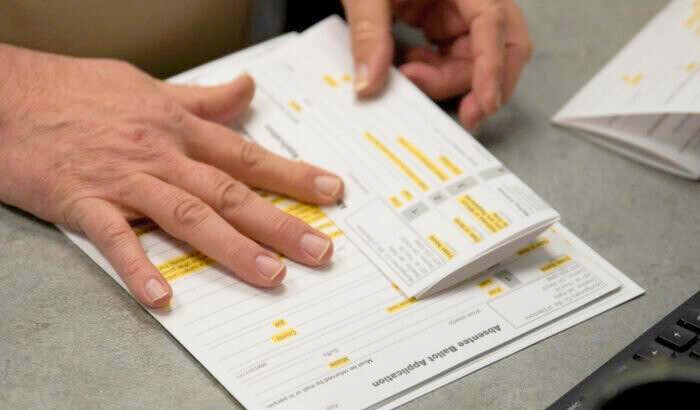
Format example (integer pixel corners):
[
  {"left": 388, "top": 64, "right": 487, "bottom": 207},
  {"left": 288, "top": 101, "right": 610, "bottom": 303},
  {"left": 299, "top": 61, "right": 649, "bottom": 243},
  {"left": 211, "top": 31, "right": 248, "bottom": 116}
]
[{"left": 341, "top": 0, "right": 533, "bottom": 130}]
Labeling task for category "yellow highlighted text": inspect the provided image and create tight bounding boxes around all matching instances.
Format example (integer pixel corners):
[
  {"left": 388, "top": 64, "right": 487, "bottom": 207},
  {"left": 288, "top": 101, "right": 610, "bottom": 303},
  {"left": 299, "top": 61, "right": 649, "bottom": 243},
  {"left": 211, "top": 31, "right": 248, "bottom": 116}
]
[
  {"left": 328, "top": 356, "right": 351, "bottom": 369},
  {"left": 541, "top": 255, "right": 572, "bottom": 273},
  {"left": 271, "top": 328, "right": 298, "bottom": 344},
  {"left": 386, "top": 297, "right": 418, "bottom": 314},
  {"left": 517, "top": 238, "right": 550, "bottom": 256},
  {"left": 397, "top": 136, "right": 449, "bottom": 182},
  {"left": 438, "top": 156, "right": 463, "bottom": 176},
  {"left": 428, "top": 234, "right": 456, "bottom": 260},
  {"left": 288, "top": 100, "right": 302, "bottom": 112},
  {"left": 272, "top": 319, "right": 287, "bottom": 329},
  {"left": 364, "top": 132, "right": 429, "bottom": 192},
  {"left": 157, "top": 250, "right": 214, "bottom": 282},
  {"left": 453, "top": 217, "right": 483, "bottom": 244}
]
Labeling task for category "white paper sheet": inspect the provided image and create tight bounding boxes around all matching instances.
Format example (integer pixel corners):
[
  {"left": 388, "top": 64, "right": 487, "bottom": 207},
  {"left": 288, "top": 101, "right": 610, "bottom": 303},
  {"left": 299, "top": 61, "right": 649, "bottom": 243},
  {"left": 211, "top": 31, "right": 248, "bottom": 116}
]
[{"left": 553, "top": 0, "right": 700, "bottom": 179}]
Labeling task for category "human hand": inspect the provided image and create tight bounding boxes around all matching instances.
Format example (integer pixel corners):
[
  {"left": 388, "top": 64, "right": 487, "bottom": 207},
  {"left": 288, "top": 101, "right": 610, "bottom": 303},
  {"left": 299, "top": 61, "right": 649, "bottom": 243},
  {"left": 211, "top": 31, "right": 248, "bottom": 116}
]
[
  {"left": 341, "top": 0, "right": 533, "bottom": 129},
  {"left": 0, "top": 45, "right": 344, "bottom": 308}
]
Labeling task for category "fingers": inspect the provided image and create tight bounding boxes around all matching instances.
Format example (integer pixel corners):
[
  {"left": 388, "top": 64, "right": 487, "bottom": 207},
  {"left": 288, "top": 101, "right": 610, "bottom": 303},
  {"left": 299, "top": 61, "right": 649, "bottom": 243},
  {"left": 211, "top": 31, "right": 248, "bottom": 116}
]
[
  {"left": 501, "top": 2, "right": 533, "bottom": 103},
  {"left": 419, "top": 1, "right": 469, "bottom": 42},
  {"left": 184, "top": 120, "right": 344, "bottom": 205},
  {"left": 458, "top": 93, "right": 485, "bottom": 131},
  {"left": 400, "top": 45, "right": 474, "bottom": 101},
  {"left": 163, "top": 159, "right": 334, "bottom": 266},
  {"left": 70, "top": 198, "right": 172, "bottom": 308},
  {"left": 158, "top": 74, "right": 255, "bottom": 124},
  {"left": 452, "top": 0, "right": 507, "bottom": 115},
  {"left": 120, "top": 175, "right": 286, "bottom": 288},
  {"left": 342, "top": 0, "right": 394, "bottom": 96}
]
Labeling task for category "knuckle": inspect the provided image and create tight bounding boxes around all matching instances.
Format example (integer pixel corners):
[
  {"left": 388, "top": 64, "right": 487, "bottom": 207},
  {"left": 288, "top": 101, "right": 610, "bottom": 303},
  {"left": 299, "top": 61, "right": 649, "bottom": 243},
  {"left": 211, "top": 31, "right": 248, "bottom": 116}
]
[
  {"left": 480, "top": 1, "right": 507, "bottom": 30},
  {"left": 116, "top": 173, "right": 149, "bottom": 201},
  {"left": 63, "top": 197, "right": 91, "bottom": 230},
  {"left": 223, "top": 238, "right": 249, "bottom": 263},
  {"left": 99, "top": 221, "right": 135, "bottom": 253},
  {"left": 292, "top": 160, "right": 316, "bottom": 180},
  {"left": 216, "top": 179, "right": 255, "bottom": 217},
  {"left": 173, "top": 197, "right": 210, "bottom": 229},
  {"left": 121, "top": 125, "right": 161, "bottom": 150},
  {"left": 271, "top": 213, "right": 304, "bottom": 239},
  {"left": 489, "top": 1, "right": 507, "bottom": 17},
  {"left": 350, "top": 19, "right": 386, "bottom": 45},
  {"left": 237, "top": 140, "right": 268, "bottom": 169},
  {"left": 119, "top": 125, "right": 176, "bottom": 162},
  {"left": 120, "top": 257, "right": 147, "bottom": 280},
  {"left": 158, "top": 98, "right": 189, "bottom": 129}
]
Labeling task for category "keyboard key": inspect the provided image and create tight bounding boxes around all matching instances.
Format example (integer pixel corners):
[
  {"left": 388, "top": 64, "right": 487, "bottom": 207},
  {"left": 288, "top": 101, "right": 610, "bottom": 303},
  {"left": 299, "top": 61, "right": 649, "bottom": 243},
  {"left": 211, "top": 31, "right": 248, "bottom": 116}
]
[
  {"left": 656, "top": 325, "right": 697, "bottom": 352},
  {"left": 678, "top": 309, "right": 700, "bottom": 333},
  {"left": 634, "top": 343, "right": 674, "bottom": 362}
]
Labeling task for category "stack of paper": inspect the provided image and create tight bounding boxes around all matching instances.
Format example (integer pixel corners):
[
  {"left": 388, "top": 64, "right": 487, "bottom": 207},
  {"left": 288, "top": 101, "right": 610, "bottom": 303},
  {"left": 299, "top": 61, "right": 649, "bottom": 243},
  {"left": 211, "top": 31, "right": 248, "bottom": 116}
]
[
  {"left": 554, "top": 0, "right": 700, "bottom": 180},
  {"left": 60, "top": 17, "right": 644, "bottom": 410}
]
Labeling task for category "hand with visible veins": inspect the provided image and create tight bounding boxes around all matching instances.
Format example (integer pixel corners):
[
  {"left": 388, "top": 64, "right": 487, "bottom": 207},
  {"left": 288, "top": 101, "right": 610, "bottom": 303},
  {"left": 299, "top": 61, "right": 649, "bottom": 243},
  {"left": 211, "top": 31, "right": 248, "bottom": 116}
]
[
  {"left": 342, "top": 0, "right": 533, "bottom": 130},
  {"left": 0, "top": 44, "right": 344, "bottom": 308}
]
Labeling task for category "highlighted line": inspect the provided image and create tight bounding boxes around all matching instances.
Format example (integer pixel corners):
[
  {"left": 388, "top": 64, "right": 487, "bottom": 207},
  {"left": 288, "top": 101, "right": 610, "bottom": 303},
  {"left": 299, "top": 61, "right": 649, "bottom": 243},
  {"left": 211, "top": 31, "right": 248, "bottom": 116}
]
[
  {"left": 323, "top": 74, "right": 339, "bottom": 88},
  {"left": 328, "top": 356, "right": 351, "bottom": 369},
  {"left": 428, "top": 234, "right": 456, "bottom": 260},
  {"left": 271, "top": 328, "right": 298, "bottom": 344},
  {"left": 438, "top": 156, "right": 463, "bottom": 176},
  {"left": 157, "top": 250, "right": 215, "bottom": 282},
  {"left": 457, "top": 194, "right": 509, "bottom": 234},
  {"left": 453, "top": 217, "right": 483, "bottom": 244},
  {"left": 397, "top": 136, "right": 450, "bottom": 182},
  {"left": 541, "top": 255, "right": 572, "bottom": 272},
  {"left": 364, "top": 132, "right": 429, "bottom": 192},
  {"left": 386, "top": 297, "right": 418, "bottom": 314},
  {"left": 288, "top": 100, "right": 302, "bottom": 112},
  {"left": 517, "top": 238, "right": 550, "bottom": 256}
]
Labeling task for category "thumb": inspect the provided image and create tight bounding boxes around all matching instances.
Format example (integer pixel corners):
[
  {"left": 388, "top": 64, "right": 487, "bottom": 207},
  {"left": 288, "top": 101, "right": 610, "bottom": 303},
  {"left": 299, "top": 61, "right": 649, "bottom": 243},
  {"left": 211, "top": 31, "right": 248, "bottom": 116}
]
[
  {"left": 342, "top": 0, "right": 394, "bottom": 97},
  {"left": 158, "top": 74, "right": 255, "bottom": 124}
]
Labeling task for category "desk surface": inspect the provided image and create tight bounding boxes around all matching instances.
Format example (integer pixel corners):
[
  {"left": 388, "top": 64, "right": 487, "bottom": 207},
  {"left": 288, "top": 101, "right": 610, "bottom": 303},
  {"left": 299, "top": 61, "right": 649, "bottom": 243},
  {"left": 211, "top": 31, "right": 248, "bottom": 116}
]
[{"left": 1, "top": 1, "right": 698, "bottom": 409}]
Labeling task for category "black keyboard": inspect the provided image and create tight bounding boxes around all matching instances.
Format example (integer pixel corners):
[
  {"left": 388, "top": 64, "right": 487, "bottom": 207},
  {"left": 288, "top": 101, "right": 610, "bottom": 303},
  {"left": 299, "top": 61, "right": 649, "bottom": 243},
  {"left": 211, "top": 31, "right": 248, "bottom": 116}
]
[{"left": 547, "top": 291, "right": 700, "bottom": 410}]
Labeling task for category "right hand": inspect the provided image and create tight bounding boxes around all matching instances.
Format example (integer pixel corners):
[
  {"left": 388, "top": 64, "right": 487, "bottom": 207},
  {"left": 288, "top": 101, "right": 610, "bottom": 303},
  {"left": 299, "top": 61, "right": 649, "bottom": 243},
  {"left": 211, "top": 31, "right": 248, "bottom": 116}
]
[
  {"left": 0, "top": 44, "right": 344, "bottom": 308},
  {"left": 342, "top": 0, "right": 533, "bottom": 130}
]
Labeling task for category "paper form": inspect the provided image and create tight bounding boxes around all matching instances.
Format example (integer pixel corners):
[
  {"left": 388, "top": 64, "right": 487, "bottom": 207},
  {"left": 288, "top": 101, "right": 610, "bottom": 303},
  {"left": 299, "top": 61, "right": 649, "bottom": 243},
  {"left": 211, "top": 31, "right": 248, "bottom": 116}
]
[
  {"left": 238, "top": 17, "right": 559, "bottom": 297},
  {"left": 58, "top": 23, "right": 643, "bottom": 410},
  {"left": 553, "top": 0, "right": 700, "bottom": 179},
  {"left": 375, "top": 224, "right": 645, "bottom": 410},
  {"left": 61, "top": 216, "right": 628, "bottom": 410}
]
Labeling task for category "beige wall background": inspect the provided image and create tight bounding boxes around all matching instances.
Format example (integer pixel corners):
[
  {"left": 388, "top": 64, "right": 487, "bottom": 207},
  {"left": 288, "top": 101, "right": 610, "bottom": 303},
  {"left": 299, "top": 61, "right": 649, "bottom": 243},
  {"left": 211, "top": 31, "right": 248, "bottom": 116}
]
[{"left": 0, "top": 0, "right": 252, "bottom": 78}]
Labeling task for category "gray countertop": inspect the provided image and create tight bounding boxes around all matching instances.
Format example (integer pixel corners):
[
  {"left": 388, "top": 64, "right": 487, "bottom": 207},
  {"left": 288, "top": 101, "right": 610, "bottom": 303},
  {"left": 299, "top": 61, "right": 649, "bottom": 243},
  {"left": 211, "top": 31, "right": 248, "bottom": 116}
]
[{"left": 1, "top": 1, "right": 698, "bottom": 409}]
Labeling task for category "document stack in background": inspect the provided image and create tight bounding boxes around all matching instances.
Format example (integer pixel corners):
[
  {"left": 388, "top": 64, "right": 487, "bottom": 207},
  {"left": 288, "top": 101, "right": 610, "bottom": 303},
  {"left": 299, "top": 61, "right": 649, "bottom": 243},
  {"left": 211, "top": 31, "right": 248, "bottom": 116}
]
[
  {"left": 60, "top": 17, "right": 644, "bottom": 410},
  {"left": 554, "top": 0, "right": 700, "bottom": 180}
]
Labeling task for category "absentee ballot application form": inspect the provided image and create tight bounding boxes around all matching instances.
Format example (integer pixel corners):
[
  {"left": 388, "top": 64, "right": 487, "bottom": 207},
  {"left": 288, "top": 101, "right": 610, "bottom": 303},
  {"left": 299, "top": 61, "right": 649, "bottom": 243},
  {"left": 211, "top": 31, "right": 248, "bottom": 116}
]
[{"left": 59, "top": 17, "right": 644, "bottom": 410}]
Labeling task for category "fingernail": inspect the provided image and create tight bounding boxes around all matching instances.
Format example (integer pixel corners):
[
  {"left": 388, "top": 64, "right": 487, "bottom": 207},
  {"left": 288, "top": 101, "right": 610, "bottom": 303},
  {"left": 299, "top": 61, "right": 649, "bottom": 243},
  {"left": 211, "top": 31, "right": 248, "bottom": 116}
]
[
  {"left": 354, "top": 63, "right": 369, "bottom": 93},
  {"left": 301, "top": 233, "right": 332, "bottom": 261},
  {"left": 144, "top": 278, "right": 169, "bottom": 305},
  {"left": 314, "top": 175, "right": 342, "bottom": 198},
  {"left": 255, "top": 255, "right": 285, "bottom": 279}
]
